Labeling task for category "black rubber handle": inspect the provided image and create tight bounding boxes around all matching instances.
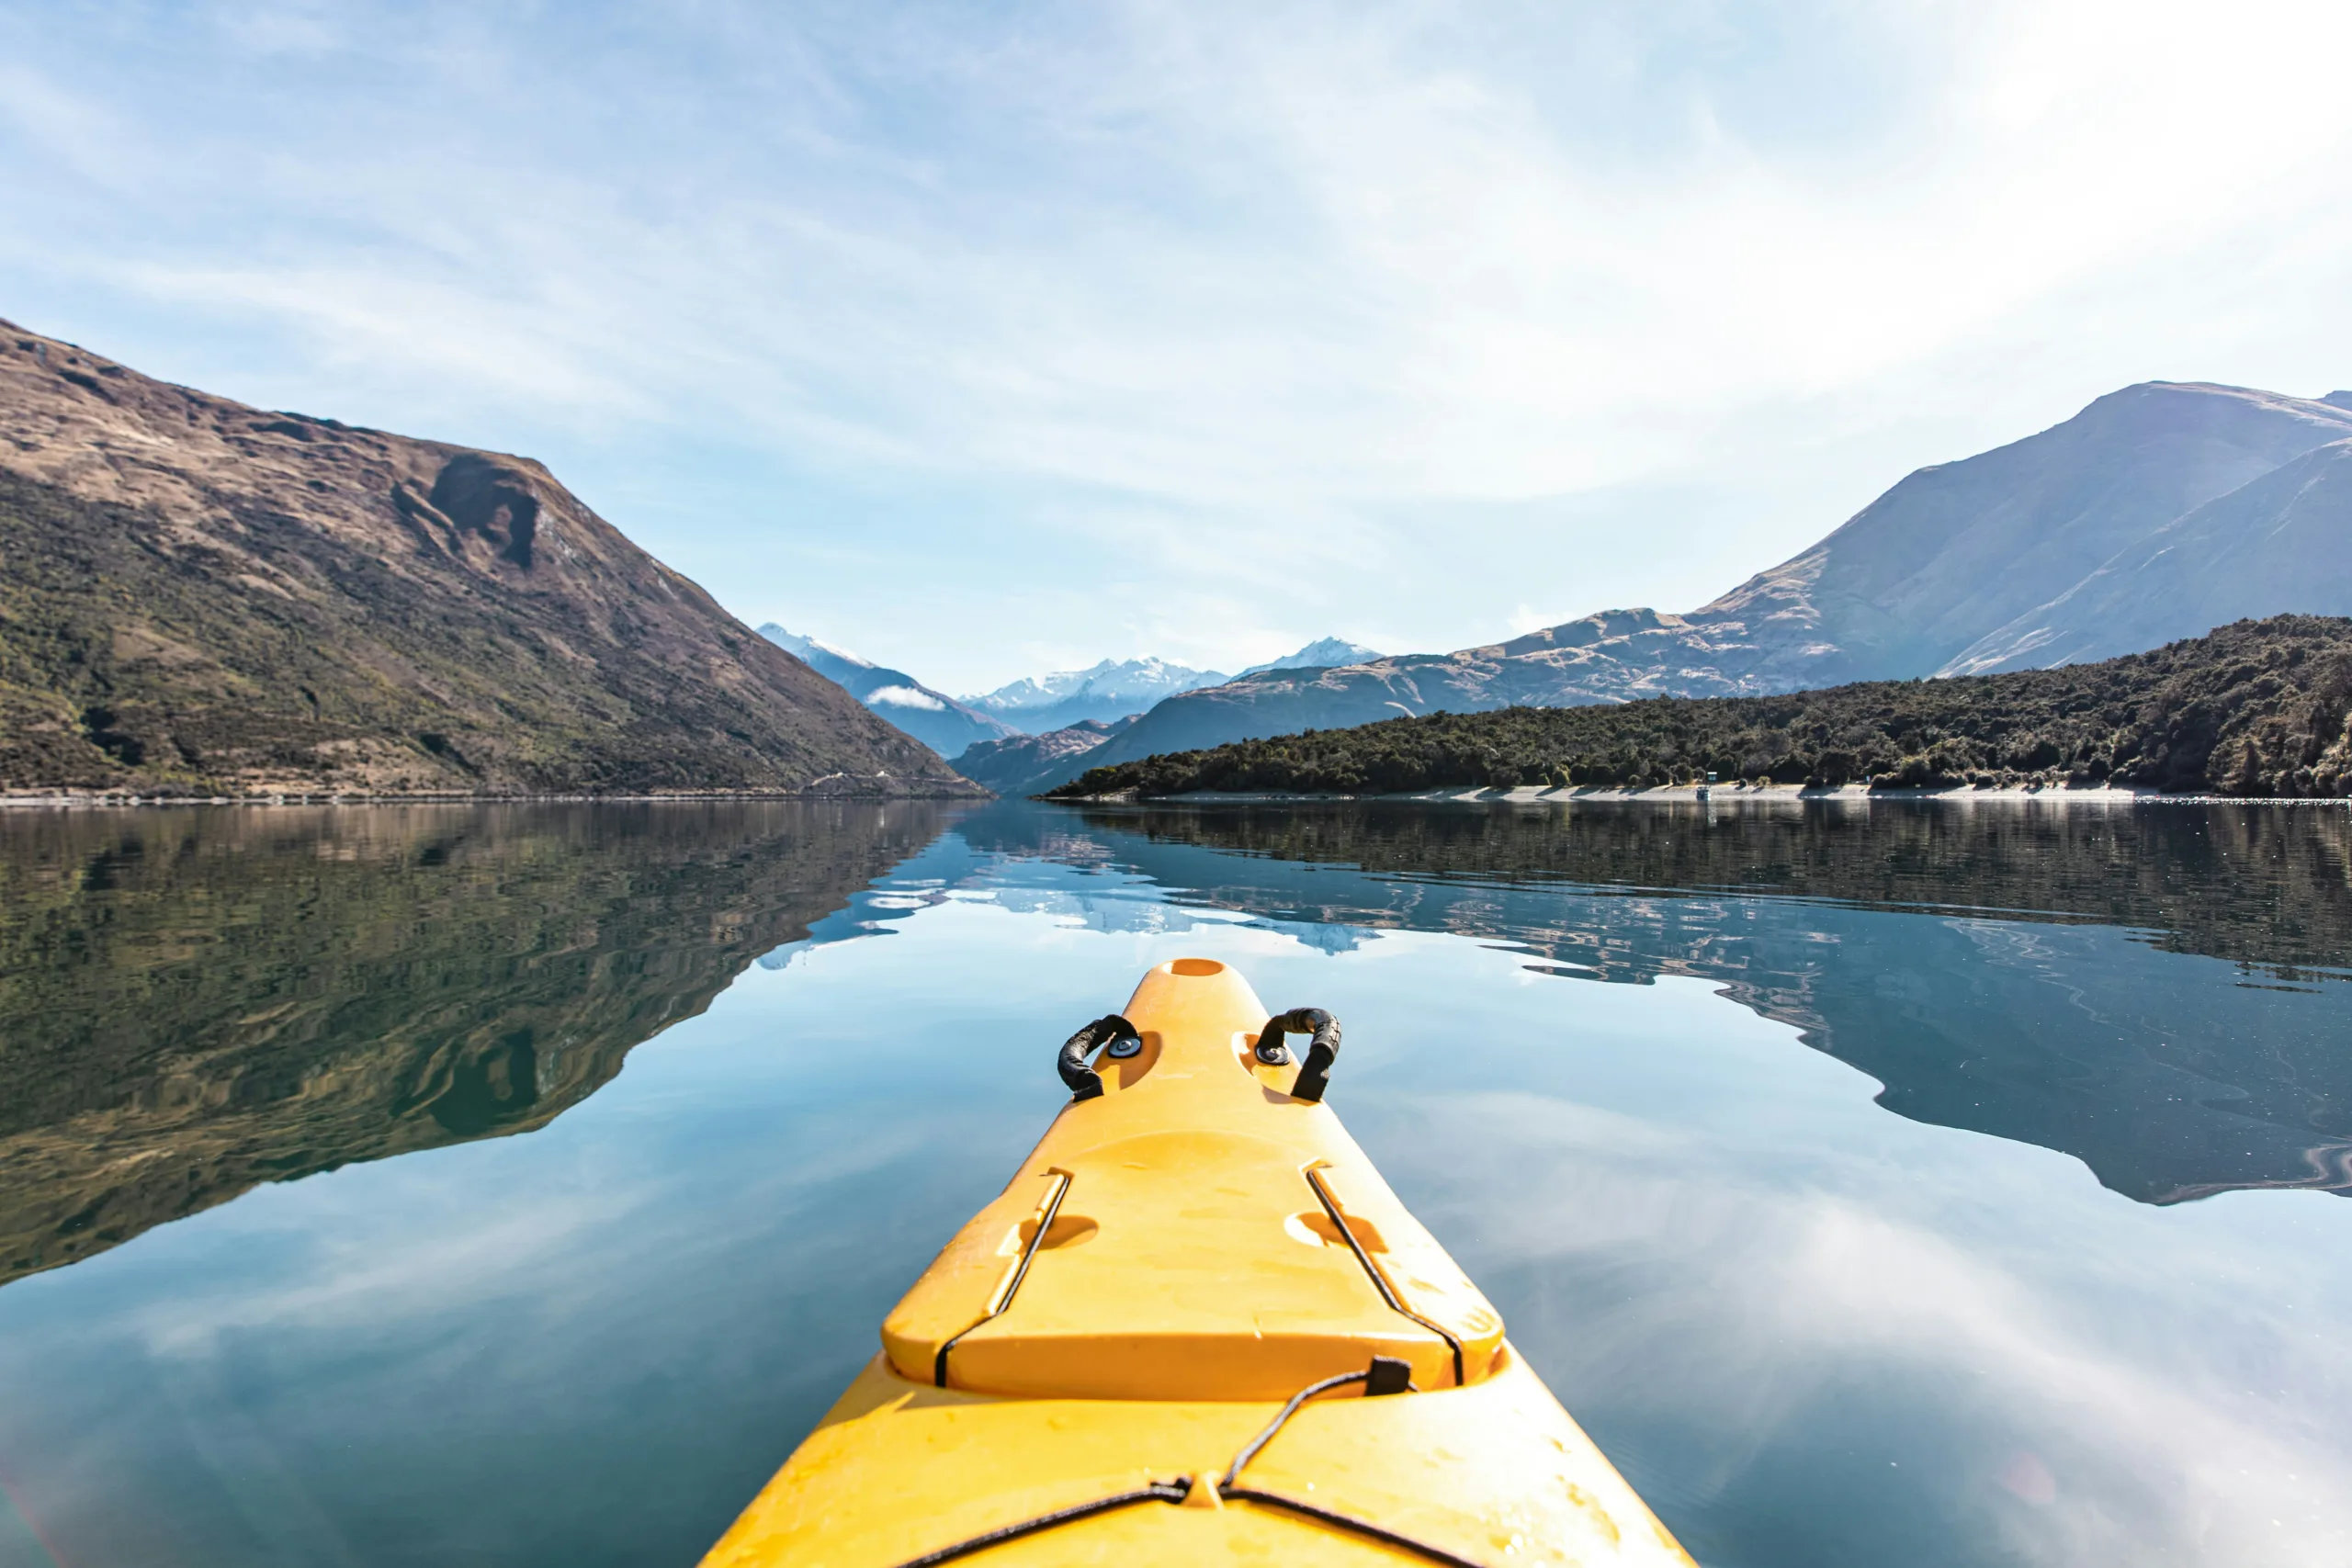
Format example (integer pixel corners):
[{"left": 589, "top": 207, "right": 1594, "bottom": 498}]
[
  {"left": 1258, "top": 1008, "right": 1341, "bottom": 1102},
  {"left": 1057, "top": 1014, "right": 1141, "bottom": 1100}
]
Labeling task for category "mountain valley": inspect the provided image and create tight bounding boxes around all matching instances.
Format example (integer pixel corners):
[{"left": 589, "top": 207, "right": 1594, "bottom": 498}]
[{"left": 756, "top": 623, "right": 1015, "bottom": 760}]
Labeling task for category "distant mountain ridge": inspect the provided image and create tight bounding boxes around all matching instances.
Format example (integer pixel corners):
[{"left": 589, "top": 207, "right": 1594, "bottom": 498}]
[
  {"left": 756, "top": 623, "right": 1015, "bottom": 761},
  {"left": 0, "top": 319, "right": 978, "bottom": 796},
  {"left": 1074, "top": 381, "right": 2352, "bottom": 773},
  {"left": 966, "top": 657, "right": 1227, "bottom": 733},
  {"left": 962, "top": 638, "right": 1378, "bottom": 742}
]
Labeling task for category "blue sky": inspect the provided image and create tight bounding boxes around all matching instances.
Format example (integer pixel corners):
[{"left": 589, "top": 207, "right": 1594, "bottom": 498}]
[{"left": 5, "top": 2, "right": 2350, "bottom": 693}]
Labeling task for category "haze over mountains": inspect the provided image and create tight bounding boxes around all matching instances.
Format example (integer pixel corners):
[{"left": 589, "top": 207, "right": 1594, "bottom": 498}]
[
  {"left": 0, "top": 321, "right": 977, "bottom": 797},
  {"left": 1072, "top": 381, "right": 2352, "bottom": 776},
  {"left": 782, "top": 637, "right": 1381, "bottom": 795},
  {"left": 945, "top": 639, "right": 1378, "bottom": 738},
  {"left": 756, "top": 623, "right": 1013, "bottom": 760}
]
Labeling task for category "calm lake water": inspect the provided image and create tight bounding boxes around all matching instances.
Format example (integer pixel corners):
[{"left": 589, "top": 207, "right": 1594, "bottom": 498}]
[{"left": 2, "top": 798, "right": 2348, "bottom": 1568}]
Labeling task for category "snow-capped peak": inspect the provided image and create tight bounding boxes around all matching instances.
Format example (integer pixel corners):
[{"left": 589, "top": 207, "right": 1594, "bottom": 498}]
[
  {"left": 966, "top": 657, "right": 1227, "bottom": 712},
  {"left": 1238, "top": 637, "right": 1383, "bottom": 677}
]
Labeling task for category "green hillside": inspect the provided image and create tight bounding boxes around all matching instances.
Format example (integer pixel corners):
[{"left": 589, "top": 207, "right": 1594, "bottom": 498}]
[{"left": 1052, "top": 616, "right": 2352, "bottom": 799}]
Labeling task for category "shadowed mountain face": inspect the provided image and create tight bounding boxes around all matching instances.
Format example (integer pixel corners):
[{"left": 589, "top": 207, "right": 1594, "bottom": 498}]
[
  {"left": 1948, "top": 437, "right": 2352, "bottom": 673},
  {"left": 0, "top": 801, "right": 952, "bottom": 1286},
  {"left": 1085, "top": 382, "right": 2352, "bottom": 768},
  {"left": 0, "top": 321, "right": 977, "bottom": 797},
  {"left": 963, "top": 800, "right": 2352, "bottom": 1205},
  {"left": 952, "top": 716, "right": 1136, "bottom": 795}
]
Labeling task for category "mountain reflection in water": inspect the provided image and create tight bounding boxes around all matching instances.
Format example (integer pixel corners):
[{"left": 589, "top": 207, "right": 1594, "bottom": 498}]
[
  {"left": 3, "top": 797, "right": 2348, "bottom": 1568},
  {"left": 968, "top": 799, "right": 2352, "bottom": 1205},
  {"left": 6, "top": 797, "right": 2342, "bottom": 1300},
  {"left": 0, "top": 802, "right": 946, "bottom": 1287}
]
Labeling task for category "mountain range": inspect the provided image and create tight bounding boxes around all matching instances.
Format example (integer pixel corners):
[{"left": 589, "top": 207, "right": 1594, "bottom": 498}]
[
  {"left": 963, "top": 656, "right": 1230, "bottom": 733},
  {"left": 15, "top": 313, "right": 2342, "bottom": 803},
  {"left": 953, "top": 639, "right": 1380, "bottom": 739},
  {"left": 1068, "top": 381, "right": 2352, "bottom": 779},
  {"left": 0, "top": 321, "right": 978, "bottom": 797},
  {"left": 737, "top": 635, "right": 1375, "bottom": 779},
  {"left": 734, "top": 633, "right": 1378, "bottom": 791},
  {"left": 939, "top": 638, "right": 1383, "bottom": 791},
  {"left": 756, "top": 623, "right": 1015, "bottom": 759}
]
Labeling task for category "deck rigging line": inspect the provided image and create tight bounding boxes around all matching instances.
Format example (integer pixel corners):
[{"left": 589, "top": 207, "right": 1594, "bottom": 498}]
[{"left": 879, "top": 1362, "right": 1495, "bottom": 1568}]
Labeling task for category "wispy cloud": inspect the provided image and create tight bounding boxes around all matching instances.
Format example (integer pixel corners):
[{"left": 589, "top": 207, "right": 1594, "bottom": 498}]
[
  {"left": 3, "top": 2, "right": 2348, "bottom": 683},
  {"left": 1412, "top": 1082, "right": 2352, "bottom": 1565}
]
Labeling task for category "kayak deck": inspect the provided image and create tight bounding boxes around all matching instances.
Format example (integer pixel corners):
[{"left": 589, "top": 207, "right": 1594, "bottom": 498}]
[{"left": 700, "top": 958, "right": 1693, "bottom": 1567}]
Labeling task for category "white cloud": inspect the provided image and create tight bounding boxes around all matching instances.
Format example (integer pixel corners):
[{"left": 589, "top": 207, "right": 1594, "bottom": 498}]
[
  {"left": 3, "top": 1, "right": 2349, "bottom": 684},
  {"left": 1410, "top": 1083, "right": 2352, "bottom": 1565}
]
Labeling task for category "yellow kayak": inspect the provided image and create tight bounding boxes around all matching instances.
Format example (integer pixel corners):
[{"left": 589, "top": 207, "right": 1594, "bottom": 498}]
[{"left": 701, "top": 958, "right": 1695, "bottom": 1567}]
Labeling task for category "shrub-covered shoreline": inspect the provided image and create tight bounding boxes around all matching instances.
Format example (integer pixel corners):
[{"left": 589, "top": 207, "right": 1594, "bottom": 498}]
[{"left": 1051, "top": 616, "right": 2352, "bottom": 800}]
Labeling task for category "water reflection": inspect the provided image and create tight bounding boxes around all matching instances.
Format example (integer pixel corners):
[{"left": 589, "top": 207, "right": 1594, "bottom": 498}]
[
  {"left": 1, "top": 799, "right": 2347, "bottom": 1568},
  {"left": 1037, "top": 797, "right": 2352, "bottom": 975},
  {"left": 981, "top": 801, "right": 2352, "bottom": 1205},
  {"left": 0, "top": 802, "right": 949, "bottom": 1287}
]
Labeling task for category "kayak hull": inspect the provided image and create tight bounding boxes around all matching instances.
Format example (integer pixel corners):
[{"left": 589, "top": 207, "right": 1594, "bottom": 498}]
[
  {"left": 700, "top": 959, "right": 1694, "bottom": 1567},
  {"left": 703, "top": 1348, "right": 1690, "bottom": 1567}
]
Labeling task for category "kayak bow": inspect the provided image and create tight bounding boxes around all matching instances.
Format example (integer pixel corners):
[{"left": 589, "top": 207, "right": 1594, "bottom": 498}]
[{"left": 701, "top": 957, "right": 1694, "bottom": 1567}]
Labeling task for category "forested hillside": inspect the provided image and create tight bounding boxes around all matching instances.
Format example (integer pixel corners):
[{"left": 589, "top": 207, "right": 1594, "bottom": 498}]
[{"left": 1053, "top": 617, "right": 2352, "bottom": 798}]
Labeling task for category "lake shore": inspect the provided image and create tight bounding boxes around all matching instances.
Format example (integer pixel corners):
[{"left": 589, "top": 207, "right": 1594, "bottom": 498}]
[
  {"left": 0, "top": 785, "right": 990, "bottom": 808},
  {"left": 1069, "top": 782, "right": 2351, "bottom": 806}
]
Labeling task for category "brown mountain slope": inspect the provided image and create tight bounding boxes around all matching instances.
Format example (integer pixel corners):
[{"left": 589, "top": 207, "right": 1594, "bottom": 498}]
[{"left": 0, "top": 320, "right": 979, "bottom": 796}]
